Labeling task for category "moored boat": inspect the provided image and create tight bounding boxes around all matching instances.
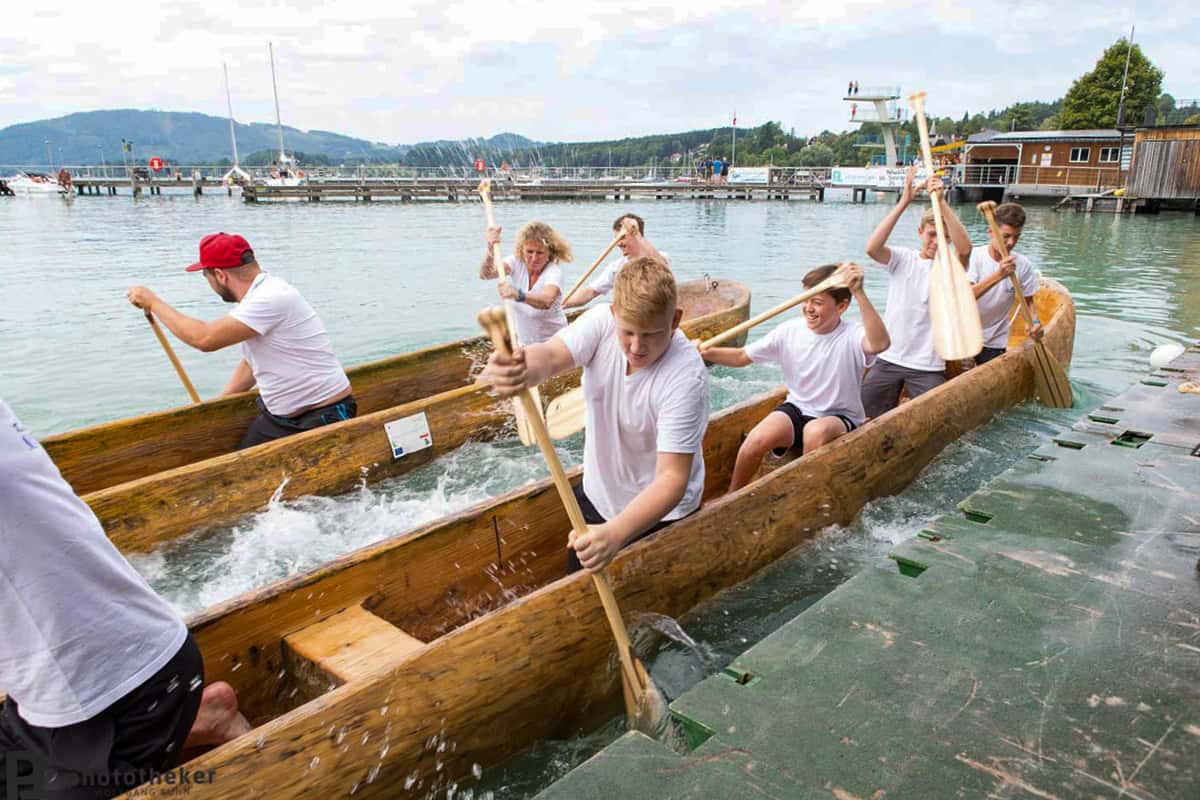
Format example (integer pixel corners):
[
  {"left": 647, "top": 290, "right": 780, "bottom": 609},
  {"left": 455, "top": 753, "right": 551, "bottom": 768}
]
[
  {"left": 73, "top": 280, "right": 751, "bottom": 553},
  {"left": 4, "top": 171, "right": 68, "bottom": 195},
  {"left": 121, "top": 281, "right": 1074, "bottom": 799}
]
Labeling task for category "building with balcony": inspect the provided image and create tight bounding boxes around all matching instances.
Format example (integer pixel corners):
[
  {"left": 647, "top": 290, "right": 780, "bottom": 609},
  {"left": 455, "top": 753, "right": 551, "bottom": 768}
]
[{"left": 956, "top": 129, "right": 1127, "bottom": 201}]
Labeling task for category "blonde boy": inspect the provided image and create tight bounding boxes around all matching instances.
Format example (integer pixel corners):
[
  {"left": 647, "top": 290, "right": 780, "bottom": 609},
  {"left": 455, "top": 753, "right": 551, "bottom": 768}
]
[
  {"left": 702, "top": 263, "right": 889, "bottom": 491},
  {"left": 483, "top": 258, "right": 709, "bottom": 574}
]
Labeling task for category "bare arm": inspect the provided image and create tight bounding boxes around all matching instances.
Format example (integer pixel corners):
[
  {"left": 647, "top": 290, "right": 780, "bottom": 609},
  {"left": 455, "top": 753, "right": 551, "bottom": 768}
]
[
  {"left": 865, "top": 165, "right": 919, "bottom": 264},
  {"left": 503, "top": 282, "right": 561, "bottom": 310},
  {"left": 221, "top": 359, "right": 256, "bottom": 396},
  {"left": 562, "top": 286, "right": 600, "bottom": 309},
  {"left": 698, "top": 346, "right": 752, "bottom": 367},
  {"left": 937, "top": 197, "right": 972, "bottom": 268},
  {"left": 570, "top": 451, "right": 693, "bottom": 573},
  {"left": 480, "top": 226, "right": 504, "bottom": 280},
  {"left": 127, "top": 287, "right": 256, "bottom": 352},
  {"left": 852, "top": 285, "right": 890, "bottom": 356}
]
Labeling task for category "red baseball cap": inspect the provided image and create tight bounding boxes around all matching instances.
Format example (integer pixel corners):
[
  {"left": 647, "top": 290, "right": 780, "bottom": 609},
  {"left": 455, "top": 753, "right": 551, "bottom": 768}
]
[{"left": 186, "top": 232, "right": 254, "bottom": 272}]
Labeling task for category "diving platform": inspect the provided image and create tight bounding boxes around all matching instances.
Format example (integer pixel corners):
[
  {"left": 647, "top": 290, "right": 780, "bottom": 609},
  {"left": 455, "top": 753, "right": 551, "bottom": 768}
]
[{"left": 536, "top": 345, "right": 1200, "bottom": 800}]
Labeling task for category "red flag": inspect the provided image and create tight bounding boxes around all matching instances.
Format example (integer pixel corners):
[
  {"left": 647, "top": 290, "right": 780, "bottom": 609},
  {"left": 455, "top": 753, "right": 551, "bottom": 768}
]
[{"left": 732, "top": 113, "right": 737, "bottom": 126}]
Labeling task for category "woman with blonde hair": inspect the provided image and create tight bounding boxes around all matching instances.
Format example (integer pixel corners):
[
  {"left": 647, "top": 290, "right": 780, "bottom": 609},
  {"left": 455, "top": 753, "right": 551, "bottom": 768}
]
[{"left": 480, "top": 220, "right": 574, "bottom": 344}]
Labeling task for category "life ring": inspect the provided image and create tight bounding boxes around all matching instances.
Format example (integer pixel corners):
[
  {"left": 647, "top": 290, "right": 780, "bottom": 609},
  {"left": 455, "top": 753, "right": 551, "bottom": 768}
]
[{"left": 297, "top": 170, "right": 305, "bottom": 179}]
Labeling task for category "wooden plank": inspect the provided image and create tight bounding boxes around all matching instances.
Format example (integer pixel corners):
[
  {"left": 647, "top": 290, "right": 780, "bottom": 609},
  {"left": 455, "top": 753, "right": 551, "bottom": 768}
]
[
  {"left": 283, "top": 605, "right": 424, "bottom": 693},
  {"left": 122, "top": 282, "right": 1074, "bottom": 799}
]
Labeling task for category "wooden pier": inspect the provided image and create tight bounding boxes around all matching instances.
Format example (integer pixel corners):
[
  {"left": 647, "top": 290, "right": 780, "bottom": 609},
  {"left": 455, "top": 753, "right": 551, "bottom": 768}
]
[{"left": 240, "top": 178, "right": 827, "bottom": 203}]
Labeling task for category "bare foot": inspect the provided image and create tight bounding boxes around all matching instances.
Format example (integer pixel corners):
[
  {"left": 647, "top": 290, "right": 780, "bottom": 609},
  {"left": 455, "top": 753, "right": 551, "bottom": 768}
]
[{"left": 184, "top": 682, "right": 251, "bottom": 749}]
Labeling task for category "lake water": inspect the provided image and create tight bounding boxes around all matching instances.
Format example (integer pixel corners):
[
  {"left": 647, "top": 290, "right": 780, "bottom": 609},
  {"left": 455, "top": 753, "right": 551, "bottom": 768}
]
[{"left": 2, "top": 190, "right": 1198, "bottom": 797}]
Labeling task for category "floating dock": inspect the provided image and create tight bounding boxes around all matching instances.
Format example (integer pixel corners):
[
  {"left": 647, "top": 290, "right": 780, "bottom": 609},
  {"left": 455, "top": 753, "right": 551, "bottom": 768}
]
[{"left": 537, "top": 345, "right": 1200, "bottom": 800}]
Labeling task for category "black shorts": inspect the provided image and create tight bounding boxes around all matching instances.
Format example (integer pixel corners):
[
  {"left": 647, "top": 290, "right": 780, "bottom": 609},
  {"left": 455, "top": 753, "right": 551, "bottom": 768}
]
[
  {"left": 0, "top": 634, "right": 203, "bottom": 799},
  {"left": 772, "top": 402, "right": 856, "bottom": 456},
  {"left": 238, "top": 394, "right": 358, "bottom": 450},
  {"left": 975, "top": 346, "right": 1006, "bottom": 365},
  {"left": 566, "top": 483, "right": 688, "bottom": 574}
]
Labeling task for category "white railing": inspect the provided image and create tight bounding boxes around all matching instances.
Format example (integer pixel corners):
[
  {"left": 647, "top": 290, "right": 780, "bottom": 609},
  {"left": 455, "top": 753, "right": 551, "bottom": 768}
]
[{"left": 955, "top": 164, "right": 1126, "bottom": 189}]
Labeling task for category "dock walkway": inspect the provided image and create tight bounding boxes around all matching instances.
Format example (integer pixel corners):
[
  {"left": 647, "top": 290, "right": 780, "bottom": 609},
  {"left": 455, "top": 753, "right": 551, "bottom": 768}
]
[{"left": 537, "top": 345, "right": 1200, "bottom": 799}]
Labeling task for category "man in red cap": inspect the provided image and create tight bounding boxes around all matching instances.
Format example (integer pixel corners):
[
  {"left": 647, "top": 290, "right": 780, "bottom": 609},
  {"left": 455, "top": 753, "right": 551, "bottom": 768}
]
[{"left": 127, "top": 233, "right": 355, "bottom": 448}]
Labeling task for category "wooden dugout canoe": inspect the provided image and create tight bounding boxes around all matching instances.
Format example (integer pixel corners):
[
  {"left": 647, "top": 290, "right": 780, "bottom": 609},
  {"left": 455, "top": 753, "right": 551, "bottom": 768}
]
[
  {"left": 76, "top": 279, "right": 750, "bottom": 553},
  {"left": 47, "top": 278, "right": 750, "bottom": 498},
  {"left": 122, "top": 282, "right": 1074, "bottom": 799}
]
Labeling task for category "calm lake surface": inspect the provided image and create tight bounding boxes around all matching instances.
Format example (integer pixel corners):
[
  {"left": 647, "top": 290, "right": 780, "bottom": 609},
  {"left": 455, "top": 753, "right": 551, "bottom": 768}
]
[{"left": 2, "top": 191, "right": 1198, "bottom": 797}]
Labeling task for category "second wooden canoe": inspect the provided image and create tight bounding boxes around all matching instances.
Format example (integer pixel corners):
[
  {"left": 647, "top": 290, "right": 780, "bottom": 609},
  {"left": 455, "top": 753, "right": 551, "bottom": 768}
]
[
  {"left": 122, "top": 281, "right": 1074, "bottom": 799},
  {"left": 46, "top": 278, "right": 750, "bottom": 497},
  {"left": 83, "top": 279, "right": 751, "bottom": 553}
]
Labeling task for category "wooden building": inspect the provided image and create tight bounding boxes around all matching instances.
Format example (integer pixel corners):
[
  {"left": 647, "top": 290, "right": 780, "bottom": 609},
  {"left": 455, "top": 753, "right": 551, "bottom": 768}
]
[
  {"left": 962, "top": 129, "right": 1125, "bottom": 190},
  {"left": 1125, "top": 124, "right": 1200, "bottom": 207}
]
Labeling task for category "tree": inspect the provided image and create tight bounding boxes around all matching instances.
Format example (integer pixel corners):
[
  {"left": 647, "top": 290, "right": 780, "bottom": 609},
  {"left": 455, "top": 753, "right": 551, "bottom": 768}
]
[
  {"left": 797, "top": 143, "right": 834, "bottom": 166},
  {"left": 1059, "top": 38, "right": 1163, "bottom": 129},
  {"left": 1185, "top": 113, "right": 1200, "bottom": 126}
]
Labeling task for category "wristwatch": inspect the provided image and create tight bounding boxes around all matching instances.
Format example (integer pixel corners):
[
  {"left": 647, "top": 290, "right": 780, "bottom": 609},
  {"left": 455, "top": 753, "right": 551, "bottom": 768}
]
[{"left": 517, "top": 289, "right": 526, "bottom": 303}]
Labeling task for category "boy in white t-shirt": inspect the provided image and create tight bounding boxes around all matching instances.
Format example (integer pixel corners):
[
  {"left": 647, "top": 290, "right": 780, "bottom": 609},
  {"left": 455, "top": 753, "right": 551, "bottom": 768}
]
[
  {"left": 563, "top": 214, "right": 670, "bottom": 309},
  {"left": 860, "top": 166, "right": 973, "bottom": 418},
  {"left": 482, "top": 258, "right": 709, "bottom": 574},
  {"left": 701, "top": 263, "right": 890, "bottom": 491},
  {"left": 967, "top": 202, "right": 1044, "bottom": 365},
  {"left": 127, "top": 232, "right": 355, "bottom": 449}
]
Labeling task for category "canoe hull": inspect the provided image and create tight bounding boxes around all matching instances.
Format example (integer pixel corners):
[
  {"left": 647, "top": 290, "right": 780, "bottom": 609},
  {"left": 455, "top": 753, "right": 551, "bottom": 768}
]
[{"left": 125, "top": 280, "right": 1074, "bottom": 798}]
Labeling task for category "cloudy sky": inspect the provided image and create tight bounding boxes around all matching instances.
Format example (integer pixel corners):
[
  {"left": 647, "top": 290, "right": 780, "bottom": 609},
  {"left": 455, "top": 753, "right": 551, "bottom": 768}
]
[{"left": 4, "top": 1, "right": 1198, "bottom": 144}]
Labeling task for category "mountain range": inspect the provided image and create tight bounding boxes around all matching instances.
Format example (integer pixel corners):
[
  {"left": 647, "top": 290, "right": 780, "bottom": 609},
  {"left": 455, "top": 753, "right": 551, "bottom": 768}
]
[{"left": 0, "top": 109, "right": 537, "bottom": 166}]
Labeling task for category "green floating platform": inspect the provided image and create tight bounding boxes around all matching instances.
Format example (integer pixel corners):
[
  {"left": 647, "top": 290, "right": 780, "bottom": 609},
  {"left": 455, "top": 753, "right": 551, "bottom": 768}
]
[{"left": 537, "top": 346, "right": 1200, "bottom": 800}]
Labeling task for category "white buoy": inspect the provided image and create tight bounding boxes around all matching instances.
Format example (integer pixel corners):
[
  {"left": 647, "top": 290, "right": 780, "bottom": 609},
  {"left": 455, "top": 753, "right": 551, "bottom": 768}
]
[{"left": 1149, "top": 343, "right": 1185, "bottom": 369}]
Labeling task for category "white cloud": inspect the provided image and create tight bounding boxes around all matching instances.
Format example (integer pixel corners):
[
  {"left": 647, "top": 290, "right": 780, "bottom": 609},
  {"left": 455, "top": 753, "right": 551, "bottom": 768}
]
[{"left": 3, "top": 0, "right": 1197, "bottom": 145}]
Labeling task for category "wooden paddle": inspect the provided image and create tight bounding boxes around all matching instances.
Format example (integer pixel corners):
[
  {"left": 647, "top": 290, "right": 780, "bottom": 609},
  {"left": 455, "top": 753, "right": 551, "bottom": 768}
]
[
  {"left": 542, "top": 264, "right": 858, "bottom": 439},
  {"left": 562, "top": 231, "right": 627, "bottom": 306},
  {"left": 908, "top": 92, "right": 983, "bottom": 361},
  {"left": 977, "top": 201, "right": 1072, "bottom": 408},
  {"left": 477, "top": 178, "right": 540, "bottom": 446},
  {"left": 477, "top": 306, "right": 669, "bottom": 736},
  {"left": 1180, "top": 382, "right": 1200, "bottom": 395},
  {"left": 145, "top": 311, "right": 201, "bottom": 404}
]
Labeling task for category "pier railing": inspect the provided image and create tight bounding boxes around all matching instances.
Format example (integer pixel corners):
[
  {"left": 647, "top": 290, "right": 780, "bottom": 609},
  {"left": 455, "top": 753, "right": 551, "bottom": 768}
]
[{"left": 955, "top": 164, "right": 1126, "bottom": 190}]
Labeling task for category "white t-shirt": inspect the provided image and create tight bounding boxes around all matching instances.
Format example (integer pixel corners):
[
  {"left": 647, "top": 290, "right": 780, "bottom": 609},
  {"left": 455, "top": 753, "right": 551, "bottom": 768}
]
[
  {"left": 967, "top": 248, "right": 1041, "bottom": 349},
  {"left": 0, "top": 400, "right": 188, "bottom": 728},
  {"left": 556, "top": 306, "right": 710, "bottom": 522},
  {"left": 589, "top": 251, "right": 673, "bottom": 296},
  {"left": 503, "top": 256, "right": 567, "bottom": 345},
  {"left": 745, "top": 318, "right": 870, "bottom": 425},
  {"left": 871, "top": 246, "right": 944, "bottom": 372},
  {"left": 230, "top": 273, "right": 351, "bottom": 417}
]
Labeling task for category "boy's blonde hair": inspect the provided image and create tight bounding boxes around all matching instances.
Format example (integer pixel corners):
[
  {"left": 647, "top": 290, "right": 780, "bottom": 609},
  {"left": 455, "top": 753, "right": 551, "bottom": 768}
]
[
  {"left": 919, "top": 209, "right": 937, "bottom": 230},
  {"left": 613, "top": 257, "right": 676, "bottom": 325},
  {"left": 513, "top": 221, "right": 574, "bottom": 264}
]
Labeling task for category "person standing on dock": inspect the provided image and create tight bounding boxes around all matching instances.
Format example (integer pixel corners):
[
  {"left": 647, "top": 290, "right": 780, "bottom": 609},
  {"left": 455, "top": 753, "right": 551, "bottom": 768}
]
[
  {"left": 482, "top": 258, "right": 709, "bottom": 574},
  {"left": 861, "top": 166, "right": 972, "bottom": 418},
  {"left": 126, "top": 232, "right": 356, "bottom": 449},
  {"left": 701, "top": 263, "right": 889, "bottom": 490},
  {"left": 564, "top": 214, "right": 669, "bottom": 309},
  {"left": 0, "top": 400, "right": 250, "bottom": 799},
  {"left": 967, "top": 202, "right": 1044, "bottom": 365},
  {"left": 481, "top": 220, "right": 573, "bottom": 344}
]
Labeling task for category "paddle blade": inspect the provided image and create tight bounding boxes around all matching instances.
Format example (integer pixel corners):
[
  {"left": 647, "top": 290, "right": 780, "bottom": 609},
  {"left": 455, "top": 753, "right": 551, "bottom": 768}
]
[
  {"left": 545, "top": 387, "right": 586, "bottom": 440},
  {"left": 929, "top": 250, "right": 984, "bottom": 361},
  {"left": 1032, "top": 341, "right": 1073, "bottom": 408},
  {"left": 624, "top": 654, "right": 669, "bottom": 737},
  {"left": 513, "top": 385, "right": 543, "bottom": 446}
]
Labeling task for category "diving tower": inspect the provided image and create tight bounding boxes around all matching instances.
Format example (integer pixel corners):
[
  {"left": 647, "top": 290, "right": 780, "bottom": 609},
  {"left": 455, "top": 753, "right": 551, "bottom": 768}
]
[{"left": 845, "top": 86, "right": 907, "bottom": 166}]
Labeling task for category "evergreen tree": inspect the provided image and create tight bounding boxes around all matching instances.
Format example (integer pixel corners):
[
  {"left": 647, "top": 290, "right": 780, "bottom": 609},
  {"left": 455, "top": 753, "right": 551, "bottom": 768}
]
[{"left": 1059, "top": 38, "right": 1163, "bottom": 128}]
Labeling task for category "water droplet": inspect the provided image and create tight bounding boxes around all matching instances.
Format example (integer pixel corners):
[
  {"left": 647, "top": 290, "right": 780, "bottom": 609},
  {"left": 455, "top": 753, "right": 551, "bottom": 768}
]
[
  {"left": 472, "top": 763, "right": 483, "bottom": 779},
  {"left": 256, "top": 734, "right": 267, "bottom": 751},
  {"left": 379, "top": 705, "right": 388, "bottom": 716},
  {"left": 436, "top": 760, "right": 444, "bottom": 771},
  {"left": 404, "top": 772, "right": 418, "bottom": 790},
  {"left": 361, "top": 732, "right": 370, "bottom": 745},
  {"left": 166, "top": 676, "right": 180, "bottom": 693},
  {"left": 309, "top": 756, "right": 320, "bottom": 770},
  {"left": 189, "top": 676, "right": 203, "bottom": 691},
  {"left": 366, "top": 765, "right": 380, "bottom": 784}
]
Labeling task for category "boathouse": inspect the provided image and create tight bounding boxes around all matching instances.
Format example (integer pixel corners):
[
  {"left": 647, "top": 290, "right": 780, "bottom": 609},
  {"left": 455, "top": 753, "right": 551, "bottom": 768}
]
[
  {"left": 956, "top": 129, "right": 1126, "bottom": 201},
  {"left": 1125, "top": 123, "right": 1200, "bottom": 210}
]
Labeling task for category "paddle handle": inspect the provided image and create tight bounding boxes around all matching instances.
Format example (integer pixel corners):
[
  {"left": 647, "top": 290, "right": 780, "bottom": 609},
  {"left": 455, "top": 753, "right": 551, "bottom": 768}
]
[
  {"left": 699, "top": 266, "right": 853, "bottom": 350},
  {"left": 145, "top": 311, "right": 201, "bottom": 404},
  {"left": 562, "top": 232, "right": 626, "bottom": 306},
  {"left": 977, "top": 202, "right": 1038, "bottom": 329},
  {"left": 477, "top": 308, "right": 639, "bottom": 662},
  {"left": 909, "top": 93, "right": 955, "bottom": 275}
]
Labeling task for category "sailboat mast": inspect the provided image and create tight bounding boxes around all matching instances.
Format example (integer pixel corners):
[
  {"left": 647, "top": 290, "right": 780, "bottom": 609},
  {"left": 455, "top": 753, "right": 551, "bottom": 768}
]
[
  {"left": 224, "top": 63, "right": 241, "bottom": 167},
  {"left": 269, "top": 42, "right": 286, "bottom": 162}
]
